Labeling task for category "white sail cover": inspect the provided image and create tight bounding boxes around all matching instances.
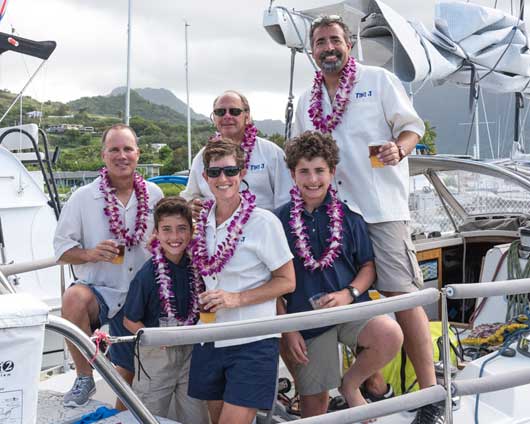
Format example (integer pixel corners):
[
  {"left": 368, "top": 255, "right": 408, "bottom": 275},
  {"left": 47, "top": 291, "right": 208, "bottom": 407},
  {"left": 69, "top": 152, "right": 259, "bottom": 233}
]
[{"left": 302, "top": 0, "right": 530, "bottom": 94}]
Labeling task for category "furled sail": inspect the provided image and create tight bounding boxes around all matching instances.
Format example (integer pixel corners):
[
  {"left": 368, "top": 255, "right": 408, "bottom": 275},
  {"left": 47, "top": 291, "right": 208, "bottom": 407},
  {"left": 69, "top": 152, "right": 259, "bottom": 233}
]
[{"left": 298, "top": 0, "right": 530, "bottom": 95}]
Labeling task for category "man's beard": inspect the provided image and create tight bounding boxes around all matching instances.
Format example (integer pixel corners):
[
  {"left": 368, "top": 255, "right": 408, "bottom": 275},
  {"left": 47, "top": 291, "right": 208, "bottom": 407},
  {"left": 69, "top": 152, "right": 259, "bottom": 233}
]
[{"left": 319, "top": 50, "right": 345, "bottom": 73}]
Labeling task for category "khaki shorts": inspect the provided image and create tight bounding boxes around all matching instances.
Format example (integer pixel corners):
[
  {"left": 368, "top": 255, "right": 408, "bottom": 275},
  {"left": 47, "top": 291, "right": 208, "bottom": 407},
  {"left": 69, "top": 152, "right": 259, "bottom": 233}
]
[
  {"left": 133, "top": 344, "right": 209, "bottom": 424},
  {"left": 368, "top": 221, "right": 423, "bottom": 293},
  {"left": 293, "top": 320, "right": 368, "bottom": 396}
]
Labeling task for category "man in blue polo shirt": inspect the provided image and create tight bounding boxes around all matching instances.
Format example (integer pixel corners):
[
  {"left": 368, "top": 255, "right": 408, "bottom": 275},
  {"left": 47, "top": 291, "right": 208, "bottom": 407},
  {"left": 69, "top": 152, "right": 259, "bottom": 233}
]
[{"left": 275, "top": 131, "right": 403, "bottom": 418}]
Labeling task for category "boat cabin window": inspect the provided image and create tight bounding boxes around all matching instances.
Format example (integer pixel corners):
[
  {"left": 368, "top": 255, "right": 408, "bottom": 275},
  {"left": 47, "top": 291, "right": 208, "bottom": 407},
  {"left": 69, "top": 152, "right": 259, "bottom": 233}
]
[
  {"left": 409, "top": 174, "right": 463, "bottom": 236},
  {"left": 437, "top": 170, "right": 530, "bottom": 216}
]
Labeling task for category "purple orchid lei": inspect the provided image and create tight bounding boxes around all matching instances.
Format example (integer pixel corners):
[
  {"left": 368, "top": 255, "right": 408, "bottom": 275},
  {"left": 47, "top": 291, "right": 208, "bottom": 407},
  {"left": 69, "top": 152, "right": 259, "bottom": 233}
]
[
  {"left": 308, "top": 56, "right": 357, "bottom": 133},
  {"left": 149, "top": 239, "right": 203, "bottom": 325},
  {"left": 99, "top": 167, "right": 149, "bottom": 247},
  {"left": 289, "top": 186, "right": 344, "bottom": 271},
  {"left": 191, "top": 189, "right": 256, "bottom": 277},
  {"left": 209, "top": 123, "right": 258, "bottom": 170}
]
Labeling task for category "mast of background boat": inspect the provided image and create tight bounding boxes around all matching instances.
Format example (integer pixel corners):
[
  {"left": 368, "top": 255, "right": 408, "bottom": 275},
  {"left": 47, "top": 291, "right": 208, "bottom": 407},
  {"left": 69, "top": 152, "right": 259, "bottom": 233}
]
[
  {"left": 184, "top": 20, "right": 192, "bottom": 170},
  {"left": 124, "top": 0, "right": 132, "bottom": 125}
]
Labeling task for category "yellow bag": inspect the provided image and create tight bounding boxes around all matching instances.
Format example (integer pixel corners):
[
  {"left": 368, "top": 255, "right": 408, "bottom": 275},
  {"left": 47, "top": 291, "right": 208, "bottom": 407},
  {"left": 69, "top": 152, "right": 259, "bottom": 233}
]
[
  {"left": 341, "top": 321, "right": 459, "bottom": 396},
  {"left": 381, "top": 321, "right": 458, "bottom": 396}
]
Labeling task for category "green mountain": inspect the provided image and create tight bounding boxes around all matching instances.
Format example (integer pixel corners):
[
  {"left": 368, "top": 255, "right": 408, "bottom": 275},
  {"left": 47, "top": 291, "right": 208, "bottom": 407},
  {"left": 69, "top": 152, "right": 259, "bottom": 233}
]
[
  {"left": 67, "top": 90, "right": 187, "bottom": 123},
  {"left": 110, "top": 87, "right": 209, "bottom": 121}
]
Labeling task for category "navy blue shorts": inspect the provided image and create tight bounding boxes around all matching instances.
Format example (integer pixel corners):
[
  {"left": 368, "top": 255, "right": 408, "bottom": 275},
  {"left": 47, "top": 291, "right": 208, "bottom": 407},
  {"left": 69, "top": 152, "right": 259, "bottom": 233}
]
[
  {"left": 89, "top": 286, "right": 134, "bottom": 373},
  {"left": 188, "top": 338, "right": 279, "bottom": 410}
]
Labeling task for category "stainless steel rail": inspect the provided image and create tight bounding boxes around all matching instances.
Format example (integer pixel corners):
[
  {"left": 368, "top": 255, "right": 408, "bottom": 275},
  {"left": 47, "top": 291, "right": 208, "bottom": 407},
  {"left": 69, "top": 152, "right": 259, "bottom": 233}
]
[
  {"left": 0, "top": 257, "right": 57, "bottom": 276},
  {"left": 296, "top": 385, "right": 446, "bottom": 424},
  {"left": 453, "top": 368, "right": 530, "bottom": 396},
  {"left": 445, "top": 278, "right": 530, "bottom": 299},
  {"left": 139, "top": 289, "right": 440, "bottom": 346},
  {"left": 46, "top": 315, "right": 159, "bottom": 424}
]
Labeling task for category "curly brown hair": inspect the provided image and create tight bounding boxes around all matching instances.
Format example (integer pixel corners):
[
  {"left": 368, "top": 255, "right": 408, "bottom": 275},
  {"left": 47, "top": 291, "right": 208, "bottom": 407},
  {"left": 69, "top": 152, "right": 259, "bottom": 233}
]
[
  {"left": 202, "top": 138, "right": 245, "bottom": 170},
  {"left": 284, "top": 131, "right": 340, "bottom": 171},
  {"left": 154, "top": 196, "right": 192, "bottom": 230}
]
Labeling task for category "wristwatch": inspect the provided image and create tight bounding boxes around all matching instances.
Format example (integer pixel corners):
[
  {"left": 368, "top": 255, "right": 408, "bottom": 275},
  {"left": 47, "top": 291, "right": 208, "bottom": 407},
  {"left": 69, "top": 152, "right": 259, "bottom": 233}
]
[
  {"left": 346, "top": 286, "right": 361, "bottom": 304},
  {"left": 397, "top": 143, "right": 407, "bottom": 161}
]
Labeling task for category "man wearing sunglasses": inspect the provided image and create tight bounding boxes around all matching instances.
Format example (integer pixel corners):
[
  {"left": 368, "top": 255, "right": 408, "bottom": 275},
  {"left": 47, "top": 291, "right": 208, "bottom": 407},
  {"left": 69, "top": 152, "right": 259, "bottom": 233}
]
[
  {"left": 292, "top": 16, "right": 444, "bottom": 424},
  {"left": 181, "top": 90, "right": 293, "bottom": 217}
]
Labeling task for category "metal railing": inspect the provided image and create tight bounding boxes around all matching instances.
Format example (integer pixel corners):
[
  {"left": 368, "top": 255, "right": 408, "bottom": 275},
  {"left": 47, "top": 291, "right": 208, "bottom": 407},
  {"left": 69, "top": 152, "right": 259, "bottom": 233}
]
[
  {"left": 47, "top": 315, "right": 159, "bottom": 424},
  {"left": 0, "top": 257, "right": 57, "bottom": 276}
]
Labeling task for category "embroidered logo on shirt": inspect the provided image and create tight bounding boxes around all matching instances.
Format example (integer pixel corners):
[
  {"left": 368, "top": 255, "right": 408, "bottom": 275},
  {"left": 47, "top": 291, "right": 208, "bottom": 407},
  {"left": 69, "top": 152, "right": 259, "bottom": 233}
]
[
  {"left": 239, "top": 236, "right": 246, "bottom": 244},
  {"left": 355, "top": 90, "right": 374, "bottom": 99},
  {"left": 249, "top": 163, "right": 266, "bottom": 172}
]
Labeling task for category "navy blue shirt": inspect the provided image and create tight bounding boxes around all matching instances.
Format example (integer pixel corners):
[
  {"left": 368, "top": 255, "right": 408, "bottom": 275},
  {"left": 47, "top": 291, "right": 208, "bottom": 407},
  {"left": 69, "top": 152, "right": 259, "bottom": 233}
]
[
  {"left": 275, "top": 193, "right": 374, "bottom": 340},
  {"left": 124, "top": 255, "right": 193, "bottom": 328}
]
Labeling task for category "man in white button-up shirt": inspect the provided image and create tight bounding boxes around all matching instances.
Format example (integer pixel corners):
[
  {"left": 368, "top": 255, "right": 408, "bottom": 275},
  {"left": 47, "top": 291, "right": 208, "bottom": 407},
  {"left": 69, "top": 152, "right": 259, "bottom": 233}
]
[
  {"left": 53, "top": 124, "right": 163, "bottom": 408},
  {"left": 181, "top": 90, "right": 293, "bottom": 217},
  {"left": 187, "top": 139, "right": 295, "bottom": 424},
  {"left": 292, "top": 16, "right": 444, "bottom": 424}
]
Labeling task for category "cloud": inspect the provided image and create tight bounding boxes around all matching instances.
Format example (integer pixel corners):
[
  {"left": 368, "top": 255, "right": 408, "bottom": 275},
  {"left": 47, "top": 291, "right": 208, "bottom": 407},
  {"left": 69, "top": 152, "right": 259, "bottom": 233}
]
[{"left": 1, "top": 0, "right": 438, "bottom": 120}]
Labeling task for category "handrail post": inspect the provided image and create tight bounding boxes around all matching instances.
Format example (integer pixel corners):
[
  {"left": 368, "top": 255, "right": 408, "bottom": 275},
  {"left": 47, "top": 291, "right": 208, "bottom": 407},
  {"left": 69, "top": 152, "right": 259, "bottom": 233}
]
[
  {"left": 441, "top": 288, "right": 454, "bottom": 423},
  {"left": 0, "top": 269, "right": 16, "bottom": 294}
]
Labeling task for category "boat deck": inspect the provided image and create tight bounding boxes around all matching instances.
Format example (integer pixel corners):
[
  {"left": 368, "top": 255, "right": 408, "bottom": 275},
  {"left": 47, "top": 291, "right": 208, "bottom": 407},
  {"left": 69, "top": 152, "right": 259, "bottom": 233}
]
[{"left": 37, "top": 390, "right": 178, "bottom": 424}]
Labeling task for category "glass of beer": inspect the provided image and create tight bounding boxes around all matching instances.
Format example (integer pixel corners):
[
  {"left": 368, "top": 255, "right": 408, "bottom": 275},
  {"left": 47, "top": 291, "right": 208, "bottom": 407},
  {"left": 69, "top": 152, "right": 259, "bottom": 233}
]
[
  {"left": 368, "top": 142, "right": 386, "bottom": 168},
  {"left": 199, "top": 302, "right": 216, "bottom": 324},
  {"left": 111, "top": 241, "right": 126, "bottom": 265},
  {"left": 309, "top": 292, "right": 327, "bottom": 310}
]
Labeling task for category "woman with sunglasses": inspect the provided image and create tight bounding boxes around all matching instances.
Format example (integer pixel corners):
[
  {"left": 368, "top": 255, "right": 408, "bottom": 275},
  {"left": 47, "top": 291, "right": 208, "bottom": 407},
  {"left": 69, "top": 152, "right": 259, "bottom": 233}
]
[
  {"left": 181, "top": 90, "right": 293, "bottom": 217},
  {"left": 187, "top": 139, "right": 295, "bottom": 424}
]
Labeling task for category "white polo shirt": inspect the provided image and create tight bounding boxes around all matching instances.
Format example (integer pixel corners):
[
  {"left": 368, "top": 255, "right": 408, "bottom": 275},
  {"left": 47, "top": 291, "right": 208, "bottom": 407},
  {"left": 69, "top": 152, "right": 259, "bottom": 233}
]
[
  {"left": 53, "top": 177, "right": 164, "bottom": 318},
  {"left": 293, "top": 64, "right": 425, "bottom": 223},
  {"left": 181, "top": 136, "right": 293, "bottom": 211},
  {"left": 201, "top": 204, "right": 293, "bottom": 348}
]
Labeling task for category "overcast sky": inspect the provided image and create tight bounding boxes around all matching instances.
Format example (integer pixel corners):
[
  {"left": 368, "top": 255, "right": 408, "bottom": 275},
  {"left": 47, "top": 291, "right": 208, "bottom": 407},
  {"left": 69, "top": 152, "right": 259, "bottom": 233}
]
[{"left": 0, "top": 0, "right": 500, "bottom": 120}]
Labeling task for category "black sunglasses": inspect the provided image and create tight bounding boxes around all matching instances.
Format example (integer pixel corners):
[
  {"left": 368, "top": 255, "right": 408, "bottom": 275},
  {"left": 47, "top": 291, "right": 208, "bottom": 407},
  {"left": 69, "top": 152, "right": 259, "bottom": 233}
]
[
  {"left": 213, "top": 108, "right": 246, "bottom": 117},
  {"left": 206, "top": 166, "right": 241, "bottom": 178}
]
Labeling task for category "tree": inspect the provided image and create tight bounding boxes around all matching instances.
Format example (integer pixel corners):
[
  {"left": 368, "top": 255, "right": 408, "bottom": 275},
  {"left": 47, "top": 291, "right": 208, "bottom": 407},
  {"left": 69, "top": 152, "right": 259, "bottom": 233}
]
[
  {"left": 268, "top": 133, "right": 285, "bottom": 148},
  {"left": 420, "top": 121, "right": 437, "bottom": 154}
]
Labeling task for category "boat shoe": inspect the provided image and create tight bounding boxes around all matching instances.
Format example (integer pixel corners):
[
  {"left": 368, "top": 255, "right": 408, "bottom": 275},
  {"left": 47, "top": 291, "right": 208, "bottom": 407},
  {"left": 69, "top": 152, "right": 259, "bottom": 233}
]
[
  {"left": 411, "top": 401, "right": 445, "bottom": 424},
  {"left": 63, "top": 375, "right": 96, "bottom": 407}
]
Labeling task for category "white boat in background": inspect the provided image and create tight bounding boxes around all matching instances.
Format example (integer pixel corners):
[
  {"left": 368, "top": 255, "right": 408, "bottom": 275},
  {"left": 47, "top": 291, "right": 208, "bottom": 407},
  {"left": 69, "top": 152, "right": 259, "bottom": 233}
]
[{"left": 2, "top": 1, "right": 530, "bottom": 423}]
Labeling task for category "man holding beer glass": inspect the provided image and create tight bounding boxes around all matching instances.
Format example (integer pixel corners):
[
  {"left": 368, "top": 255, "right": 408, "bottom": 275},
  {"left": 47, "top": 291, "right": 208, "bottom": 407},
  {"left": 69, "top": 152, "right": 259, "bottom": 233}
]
[
  {"left": 54, "top": 124, "right": 163, "bottom": 408},
  {"left": 292, "top": 15, "right": 444, "bottom": 424}
]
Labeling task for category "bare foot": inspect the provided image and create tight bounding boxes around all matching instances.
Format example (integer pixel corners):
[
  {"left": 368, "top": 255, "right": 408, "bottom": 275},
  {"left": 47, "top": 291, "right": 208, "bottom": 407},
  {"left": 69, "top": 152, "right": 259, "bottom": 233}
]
[{"left": 338, "top": 383, "right": 376, "bottom": 424}]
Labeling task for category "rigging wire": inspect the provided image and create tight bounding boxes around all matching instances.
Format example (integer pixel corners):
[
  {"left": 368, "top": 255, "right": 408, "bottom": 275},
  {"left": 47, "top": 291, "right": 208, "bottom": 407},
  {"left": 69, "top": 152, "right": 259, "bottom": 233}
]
[
  {"left": 464, "top": 99, "right": 477, "bottom": 156},
  {"left": 479, "top": 92, "right": 495, "bottom": 158},
  {"left": 500, "top": 94, "right": 512, "bottom": 156}
]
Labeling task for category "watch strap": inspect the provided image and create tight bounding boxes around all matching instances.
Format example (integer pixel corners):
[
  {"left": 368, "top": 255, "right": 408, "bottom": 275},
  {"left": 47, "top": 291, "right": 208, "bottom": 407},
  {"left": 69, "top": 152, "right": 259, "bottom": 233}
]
[{"left": 397, "top": 144, "right": 406, "bottom": 161}]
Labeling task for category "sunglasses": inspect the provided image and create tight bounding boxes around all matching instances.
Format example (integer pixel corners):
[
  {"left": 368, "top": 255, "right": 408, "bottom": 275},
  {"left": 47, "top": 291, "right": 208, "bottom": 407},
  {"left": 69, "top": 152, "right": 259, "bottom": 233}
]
[
  {"left": 205, "top": 165, "right": 241, "bottom": 178},
  {"left": 213, "top": 108, "right": 247, "bottom": 117},
  {"left": 311, "top": 15, "right": 343, "bottom": 27}
]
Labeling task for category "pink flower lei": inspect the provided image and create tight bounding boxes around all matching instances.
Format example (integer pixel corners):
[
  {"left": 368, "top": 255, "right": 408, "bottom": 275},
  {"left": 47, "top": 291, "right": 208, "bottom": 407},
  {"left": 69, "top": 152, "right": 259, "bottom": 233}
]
[
  {"left": 149, "top": 239, "right": 203, "bottom": 325},
  {"left": 289, "top": 186, "right": 344, "bottom": 271},
  {"left": 99, "top": 167, "right": 149, "bottom": 247},
  {"left": 308, "top": 56, "right": 357, "bottom": 133},
  {"left": 191, "top": 189, "right": 256, "bottom": 277},
  {"left": 209, "top": 123, "right": 258, "bottom": 170}
]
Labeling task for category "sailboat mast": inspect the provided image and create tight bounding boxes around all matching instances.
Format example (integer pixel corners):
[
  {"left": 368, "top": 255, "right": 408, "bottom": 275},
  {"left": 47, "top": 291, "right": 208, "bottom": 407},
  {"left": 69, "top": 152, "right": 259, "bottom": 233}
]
[
  {"left": 125, "top": 0, "right": 132, "bottom": 125},
  {"left": 184, "top": 21, "right": 192, "bottom": 170}
]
